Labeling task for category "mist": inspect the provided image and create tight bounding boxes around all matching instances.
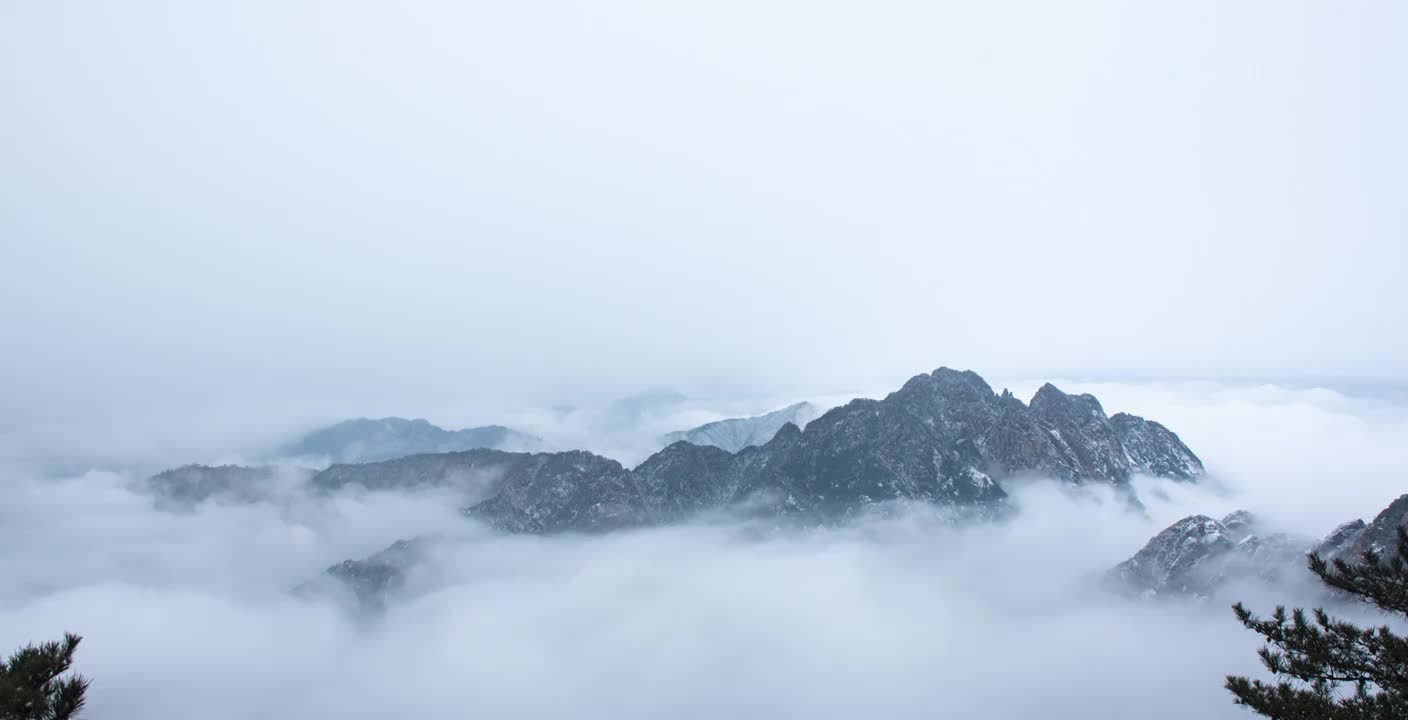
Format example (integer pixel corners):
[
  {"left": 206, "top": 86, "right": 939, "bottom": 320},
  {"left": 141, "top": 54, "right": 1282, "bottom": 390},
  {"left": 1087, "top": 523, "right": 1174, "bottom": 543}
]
[
  {"left": 3, "top": 0, "right": 1407, "bottom": 437},
  {"left": 1, "top": 380, "right": 1404, "bottom": 718},
  {"left": 3, "top": 1, "right": 1406, "bottom": 716}
]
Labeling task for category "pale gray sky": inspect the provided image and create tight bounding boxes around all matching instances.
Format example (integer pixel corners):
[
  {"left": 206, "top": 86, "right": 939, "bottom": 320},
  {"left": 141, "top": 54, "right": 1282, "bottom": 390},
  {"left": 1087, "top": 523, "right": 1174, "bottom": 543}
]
[{"left": 3, "top": 1, "right": 1405, "bottom": 432}]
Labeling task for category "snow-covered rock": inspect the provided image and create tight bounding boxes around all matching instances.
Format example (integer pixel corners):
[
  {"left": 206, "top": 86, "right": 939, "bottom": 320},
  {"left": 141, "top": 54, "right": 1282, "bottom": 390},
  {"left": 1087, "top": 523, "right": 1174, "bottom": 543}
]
[
  {"left": 1314, "top": 494, "right": 1408, "bottom": 561},
  {"left": 1112, "top": 494, "right": 1408, "bottom": 598}
]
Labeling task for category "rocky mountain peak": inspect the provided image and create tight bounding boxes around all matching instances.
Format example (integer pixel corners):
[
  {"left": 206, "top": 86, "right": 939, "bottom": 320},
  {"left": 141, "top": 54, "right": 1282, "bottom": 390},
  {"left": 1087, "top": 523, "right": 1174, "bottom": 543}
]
[
  {"left": 1108, "top": 511, "right": 1305, "bottom": 598},
  {"left": 1029, "top": 383, "right": 1108, "bottom": 422},
  {"left": 311, "top": 367, "right": 1202, "bottom": 541},
  {"left": 771, "top": 421, "right": 803, "bottom": 443},
  {"left": 1112, "top": 494, "right": 1408, "bottom": 599},
  {"left": 315, "top": 366, "right": 1210, "bottom": 603},
  {"left": 1220, "top": 510, "right": 1259, "bottom": 542},
  {"left": 1315, "top": 493, "right": 1408, "bottom": 561}
]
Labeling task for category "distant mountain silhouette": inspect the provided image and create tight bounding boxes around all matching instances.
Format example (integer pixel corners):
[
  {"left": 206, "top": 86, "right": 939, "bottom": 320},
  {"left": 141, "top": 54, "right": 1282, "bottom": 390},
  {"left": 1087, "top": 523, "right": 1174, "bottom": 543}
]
[
  {"left": 660, "top": 402, "right": 820, "bottom": 452},
  {"left": 278, "top": 417, "right": 540, "bottom": 464}
]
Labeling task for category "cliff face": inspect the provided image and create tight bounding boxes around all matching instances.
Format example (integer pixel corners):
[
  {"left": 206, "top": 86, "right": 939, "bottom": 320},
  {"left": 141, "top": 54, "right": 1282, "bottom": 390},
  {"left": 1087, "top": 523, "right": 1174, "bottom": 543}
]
[
  {"left": 1111, "top": 494, "right": 1408, "bottom": 598},
  {"left": 1315, "top": 494, "right": 1408, "bottom": 561}
]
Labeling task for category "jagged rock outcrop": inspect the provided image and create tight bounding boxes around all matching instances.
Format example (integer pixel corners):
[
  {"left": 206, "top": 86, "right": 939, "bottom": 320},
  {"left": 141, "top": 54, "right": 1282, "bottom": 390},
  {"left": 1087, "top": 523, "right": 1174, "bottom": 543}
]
[
  {"left": 309, "top": 368, "right": 1201, "bottom": 536},
  {"left": 279, "top": 417, "right": 540, "bottom": 464},
  {"left": 459, "top": 452, "right": 642, "bottom": 533},
  {"left": 311, "top": 449, "right": 644, "bottom": 532},
  {"left": 1111, "top": 514, "right": 1237, "bottom": 596},
  {"left": 660, "top": 402, "right": 821, "bottom": 453},
  {"left": 1112, "top": 495, "right": 1408, "bottom": 598},
  {"left": 632, "top": 442, "right": 738, "bottom": 521},
  {"left": 323, "top": 538, "right": 424, "bottom": 610},
  {"left": 1110, "top": 413, "right": 1205, "bottom": 480},
  {"left": 1316, "top": 520, "right": 1369, "bottom": 559},
  {"left": 319, "top": 367, "right": 1204, "bottom": 601},
  {"left": 1110, "top": 511, "right": 1308, "bottom": 598},
  {"left": 1220, "top": 510, "right": 1258, "bottom": 542},
  {"left": 1315, "top": 494, "right": 1408, "bottom": 560}
]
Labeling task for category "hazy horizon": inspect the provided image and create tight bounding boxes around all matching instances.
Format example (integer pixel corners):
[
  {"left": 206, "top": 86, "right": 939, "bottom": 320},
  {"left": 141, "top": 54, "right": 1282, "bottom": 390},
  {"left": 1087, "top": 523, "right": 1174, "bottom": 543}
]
[
  {"left": 4, "top": 1, "right": 1406, "bottom": 439},
  {"left": 3, "top": 2, "right": 1406, "bottom": 718}
]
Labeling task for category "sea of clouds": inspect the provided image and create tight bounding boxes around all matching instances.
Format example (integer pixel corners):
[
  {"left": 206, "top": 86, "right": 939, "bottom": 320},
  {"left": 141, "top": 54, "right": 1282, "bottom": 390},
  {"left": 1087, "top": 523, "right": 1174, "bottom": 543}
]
[{"left": 1, "top": 379, "right": 1405, "bottom": 719}]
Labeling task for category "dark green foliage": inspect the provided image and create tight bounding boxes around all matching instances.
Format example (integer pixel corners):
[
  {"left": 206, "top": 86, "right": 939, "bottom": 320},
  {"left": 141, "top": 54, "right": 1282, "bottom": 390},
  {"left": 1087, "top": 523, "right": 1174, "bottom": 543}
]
[
  {"left": 0, "top": 633, "right": 90, "bottom": 720},
  {"left": 1226, "top": 527, "right": 1408, "bottom": 718}
]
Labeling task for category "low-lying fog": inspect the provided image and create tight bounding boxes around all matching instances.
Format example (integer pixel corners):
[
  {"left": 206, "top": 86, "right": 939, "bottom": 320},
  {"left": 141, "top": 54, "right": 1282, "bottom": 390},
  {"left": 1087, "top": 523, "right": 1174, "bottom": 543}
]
[{"left": 2, "top": 380, "right": 1405, "bottom": 719}]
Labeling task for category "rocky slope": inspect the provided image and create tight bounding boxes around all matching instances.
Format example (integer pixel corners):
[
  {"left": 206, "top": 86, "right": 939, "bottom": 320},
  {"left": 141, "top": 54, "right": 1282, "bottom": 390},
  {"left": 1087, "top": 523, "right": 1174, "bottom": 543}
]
[
  {"left": 323, "top": 539, "right": 425, "bottom": 611},
  {"left": 1316, "top": 494, "right": 1408, "bottom": 561},
  {"left": 317, "top": 367, "right": 1204, "bottom": 602},
  {"left": 279, "top": 417, "right": 540, "bottom": 464},
  {"left": 1109, "top": 511, "right": 1305, "bottom": 597},
  {"left": 315, "top": 368, "right": 1202, "bottom": 535},
  {"left": 660, "top": 402, "right": 821, "bottom": 453},
  {"left": 1111, "top": 493, "right": 1408, "bottom": 598}
]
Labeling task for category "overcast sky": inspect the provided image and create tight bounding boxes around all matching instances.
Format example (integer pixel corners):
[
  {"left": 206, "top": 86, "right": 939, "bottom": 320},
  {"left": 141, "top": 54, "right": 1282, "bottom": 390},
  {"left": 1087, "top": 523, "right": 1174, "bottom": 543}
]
[{"left": 3, "top": 1, "right": 1406, "bottom": 433}]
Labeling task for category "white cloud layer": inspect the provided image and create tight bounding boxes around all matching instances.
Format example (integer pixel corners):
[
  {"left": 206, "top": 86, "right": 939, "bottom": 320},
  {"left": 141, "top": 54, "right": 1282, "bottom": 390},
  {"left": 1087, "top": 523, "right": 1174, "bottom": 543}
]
[{"left": 1, "top": 379, "right": 1404, "bottom": 718}]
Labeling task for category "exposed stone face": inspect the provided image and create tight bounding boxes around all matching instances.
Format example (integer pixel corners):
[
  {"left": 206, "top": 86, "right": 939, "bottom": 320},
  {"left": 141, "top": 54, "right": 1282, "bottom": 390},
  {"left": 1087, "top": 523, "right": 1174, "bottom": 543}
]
[
  {"left": 1315, "top": 494, "right": 1408, "bottom": 561},
  {"left": 462, "top": 451, "right": 643, "bottom": 534},
  {"left": 308, "top": 369, "right": 1210, "bottom": 538},
  {"left": 632, "top": 442, "right": 737, "bottom": 521},
  {"left": 311, "top": 367, "right": 1206, "bottom": 600},
  {"left": 1109, "top": 413, "right": 1205, "bottom": 480},
  {"left": 324, "top": 538, "right": 424, "bottom": 611},
  {"left": 1112, "top": 495, "right": 1408, "bottom": 599},
  {"left": 159, "top": 368, "right": 1201, "bottom": 540},
  {"left": 1110, "top": 515, "right": 1237, "bottom": 596},
  {"left": 1027, "top": 384, "right": 1131, "bottom": 483},
  {"left": 304, "top": 368, "right": 1202, "bottom": 540},
  {"left": 1316, "top": 520, "right": 1369, "bottom": 559},
  {"left": 1110, "top": 510, "right": 1311, "bottom": 598},
  {"left": 1221, "top": 510, "right": 1259, "bottom": 542}
]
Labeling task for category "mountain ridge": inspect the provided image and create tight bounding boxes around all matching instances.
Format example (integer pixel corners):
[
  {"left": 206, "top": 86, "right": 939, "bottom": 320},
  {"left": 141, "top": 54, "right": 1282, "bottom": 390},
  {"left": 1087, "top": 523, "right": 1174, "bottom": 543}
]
[
  {"left": 1110, "top": 493, "right": 1408, "bottom": 598},
  {"left": 313, "top": 366, "right": 1205, "bottom": 605},
  {"left": 278, "top": 417, "right": 541, "bottom": 464},
  {"left": 659, "top": 402, "right": 821, "bottom": 453}
]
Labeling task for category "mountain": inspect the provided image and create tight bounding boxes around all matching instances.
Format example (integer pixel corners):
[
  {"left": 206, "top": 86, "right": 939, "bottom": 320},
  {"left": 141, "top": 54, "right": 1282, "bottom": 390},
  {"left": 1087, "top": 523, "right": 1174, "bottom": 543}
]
[
  {"left": 1110, "top": 493, "right": 1408, "bottom": 598},
  {"left": 1316, "top": 494, "right": 1408, "bottom": 561},
  {"left": 1108, "top": 511, "right": 1305, "bottom": 598},
  {"left": 146, "top": 464, "right": 310, "bottom": 508},
  {"left": 310, "top": 449, "right": 642, "bottom": 531},
  {"left": 660, "top": 402, "right": 821, "bottom": 453},
  {"left": 278, "top": 417, "right": 540, "bottom": 464},
  {"left": 321, "top": 367, "right": 1205, "bottom": 601},
  {"left": 329, "top": 368, "right": 1202, "bottom": 535},
  {"left": 323, "top": 539, "right": 425, "bottom": 611}
]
